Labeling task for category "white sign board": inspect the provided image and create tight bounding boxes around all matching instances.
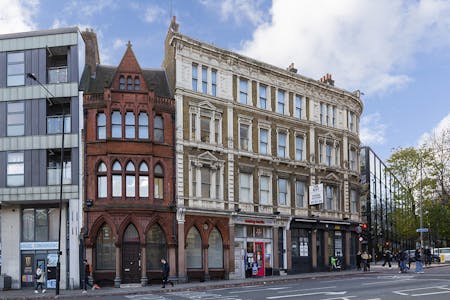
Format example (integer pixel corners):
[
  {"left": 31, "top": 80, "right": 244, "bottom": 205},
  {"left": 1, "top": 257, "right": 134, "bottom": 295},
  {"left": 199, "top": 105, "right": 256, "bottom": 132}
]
[{"left": 309, "top": 183, "right": 324, "bottom": 205}]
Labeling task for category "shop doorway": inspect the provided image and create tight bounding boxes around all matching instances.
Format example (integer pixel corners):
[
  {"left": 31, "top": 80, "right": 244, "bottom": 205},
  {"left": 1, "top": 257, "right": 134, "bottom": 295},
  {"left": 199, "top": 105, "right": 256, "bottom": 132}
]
[
  {"left": 316, "top": 230, "right": 325, "bottom": 270},
  {"left": 122, "top": 225, "right": 141, "bottom": 283},
  {"left": 245, "top": 241, "right": 265, "bottom": 277}
]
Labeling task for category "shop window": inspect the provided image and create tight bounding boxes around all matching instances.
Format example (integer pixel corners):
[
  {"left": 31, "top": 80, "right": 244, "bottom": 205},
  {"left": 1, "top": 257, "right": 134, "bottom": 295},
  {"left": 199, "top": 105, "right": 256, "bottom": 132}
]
[
  {"left": 146, "top": 224, "right": 167, "bottom": 270},
  {"left": 96, "top": 224, "right": 116, "bottom": 270},
  {"left": 208, "top": 228, "right": 223, "bottom": 268},
  {"left": 186, "top": 227, "right": 202, "bottom": 268},
  {"left": 22, "top": 208, "right": 59, "bottom": 242}
]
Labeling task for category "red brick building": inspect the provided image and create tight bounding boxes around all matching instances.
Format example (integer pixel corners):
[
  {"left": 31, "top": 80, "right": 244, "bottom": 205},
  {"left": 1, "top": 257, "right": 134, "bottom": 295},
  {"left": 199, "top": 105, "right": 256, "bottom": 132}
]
[{"left": 81, "top": 43, "right": 175, "bottom": 287}]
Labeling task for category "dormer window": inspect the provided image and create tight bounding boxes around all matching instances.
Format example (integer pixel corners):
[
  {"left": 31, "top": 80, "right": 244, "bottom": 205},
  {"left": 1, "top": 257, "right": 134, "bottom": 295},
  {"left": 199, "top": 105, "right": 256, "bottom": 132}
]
[
  {"left": 127, "top": 76, "right": 132, "bottom": 90},
  {"left": 119, "top": 76, "right": 125, "bottom": 90},
  {"left": 134, "top": 77, "right": 140, "bottom": 91}
]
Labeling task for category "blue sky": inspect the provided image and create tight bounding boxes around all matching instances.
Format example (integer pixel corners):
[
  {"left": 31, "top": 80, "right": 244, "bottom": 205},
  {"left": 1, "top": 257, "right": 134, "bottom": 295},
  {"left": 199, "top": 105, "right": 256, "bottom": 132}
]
[{"left": 2, "top": 0, "right": 449, "bottom": 161}]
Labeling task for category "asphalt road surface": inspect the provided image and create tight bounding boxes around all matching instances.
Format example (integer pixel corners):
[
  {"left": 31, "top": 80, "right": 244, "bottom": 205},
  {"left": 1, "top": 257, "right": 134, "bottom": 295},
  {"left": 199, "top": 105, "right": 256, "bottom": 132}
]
[{"left": 100, "top": 266, "right": 450, "bottom": 300}]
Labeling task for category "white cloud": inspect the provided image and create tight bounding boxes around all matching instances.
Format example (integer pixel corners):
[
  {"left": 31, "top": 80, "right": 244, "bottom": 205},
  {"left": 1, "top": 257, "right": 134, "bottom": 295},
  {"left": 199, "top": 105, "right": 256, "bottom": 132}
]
[
  {"left": 113, "top": 39, "right": 126, "bottom": 50},
  {"left": 0, "top": 0, "right": 39, "bottom": 34},
  {"left": 237, "top": 0, "right": 450, "bottom": 94},
  {"left": 65, "top": 0, "right": 118, "bottom": 17},
  {"left": 418, "top": 112, "right": 450, "bottom": 147},
  {"left": 360, "top": 113, "right": 387, "bottom": 145},
  {"left": 143, "top": 4, "right": 166, "bottom": 23},
  {"left": 200, "top": 0, "right": 267, "bottom": 26}
]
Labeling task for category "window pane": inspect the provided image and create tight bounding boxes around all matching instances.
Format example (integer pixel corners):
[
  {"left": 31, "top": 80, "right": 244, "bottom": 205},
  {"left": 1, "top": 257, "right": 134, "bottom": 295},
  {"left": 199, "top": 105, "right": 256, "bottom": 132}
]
[
  {"left": 125, "top": 112, "right": 135, "bottom": 138},
  {"left": 260, "top": 129, "right": 268, "bottom": 154},
  {"left": 48, "top": 208, "right": 59, "bottom": 241},
  {"left": 154, "top": 177, "right": 163, "bottom": 199},
  {"left": 278, "top": 179, "right": 287, "bottom": 205},
  {"left": 22, "top": 209, "right": 35, "bottom": 241},
  {"left": 239, "top": 79, "right": 248, "bottom": 104},
  {"left": 186, "top": 227, "right": 202, "bottom": 268},
  {"left": 96, "top": 225, "right": 116, "bottom": 270},
  {"left": 260, "top": 176, "right": 270, "bottom": 205},
  {"left": 296, "top": 181, "right": 305, "bottom": 208},
  {"left": 98, "top": 176, "right": 107, "bottom": 198},
  {"left": 112, "top": 175, "right": 122, "bottom": 197},
  {"left": 239, "top": 173, "right": 251, "bottom": 203},
  {"left": 154, "top": 116, "right": 164, "bottom": 142},
  {"left": 139, "top": 176, "right": 149, "bottom": 197},
  {"left": 139, "top": 162, "right": 148, "bottom": 172},
  {"left": 200, "top": 116, "right": 210, "bottom": 143},
  {"left": 277, "top": 90, "right": 285, "bottom": 114},
  {"left": 208, "top": 228, "right": 223, "bottom": 268},
  {"left": 146, "top": 225, "right": 167, "bottom": 270},
  {"left": 259, "top": 85, "right": 267, "bottom": 109},
  {"left": 240, "top": 124, "right": 249, "bottom": 150},
  {"left": 201, "top": 167, "right": 211, "bottom": 198},
  {"left": 112, "top": 111, "right": 121, "bottom": 138},
  {"left": 35, "top": 209, "right": 48, "bottom": 241},
  {"left": 126, "top": 175, "right": 135, "bottom": 197},
  {"left": 192, "top": 64, "right": 198, "bottom": 91},
  {"left": 202, "top": 66, "right": 207, "bottom": 94}
]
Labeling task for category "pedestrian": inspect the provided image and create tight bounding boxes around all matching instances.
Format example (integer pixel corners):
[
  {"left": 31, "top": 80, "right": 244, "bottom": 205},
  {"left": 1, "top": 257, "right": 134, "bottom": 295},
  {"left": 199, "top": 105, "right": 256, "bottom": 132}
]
[
  {"left": 425, "top": 247, "right": 432, "bottom": 266},
  {"left": 161, "top": 258, "right": 174, "bottom": 288},
  {"left": 399, "top": 249, "right": 408, "bottom": 273},
  {"left": 82, "top": 259, "right": 93, "bottom": 293},
  {"left": 415, "top": 248, "right": 424, "bottom": 273},
  {"left": 34, "top": 265, "right": 46, "bottom": 294},
  {"left": 382, "top": 249, "right": 392, "bottom": 268},
  {"left": 361, "top": 251, "right": 369, "bottom": 272},
  {"left": 356, "top": 251, "right": 362, "bottom": 271}
]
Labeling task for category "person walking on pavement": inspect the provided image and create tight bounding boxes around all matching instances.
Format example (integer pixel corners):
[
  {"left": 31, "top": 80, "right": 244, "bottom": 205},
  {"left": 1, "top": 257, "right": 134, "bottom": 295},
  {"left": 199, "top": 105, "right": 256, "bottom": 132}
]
[
  {"left": 415, "top": 248, "right": 424, "bottom": 273},
  {"left": 361, "top": 251, "right": 369, "bottom": 272},
  {"left": 82, "top": 259, "right": 94, "bottom": 293},
  {"left": 34, "top": 265, "right": 46, "bottom": 294},
  {"left": 161, "top": 258, "right": 174, "bottom": 288},
  {"left": 382, "top": 249, "right": 392, "bottom": 268},
  {"left": 356, "top": 251, "right": 362, "bottom": 271}
]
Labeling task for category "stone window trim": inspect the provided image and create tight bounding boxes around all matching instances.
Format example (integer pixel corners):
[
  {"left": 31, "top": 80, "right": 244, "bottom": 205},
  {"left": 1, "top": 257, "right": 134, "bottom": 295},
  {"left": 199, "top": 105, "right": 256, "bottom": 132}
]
[
  {"left": 237, "top": 115, "right": 253, "bottom": 152},
  {"left": 188, "top": 154, "right": 224, "bottom": 200},
  {"left": 322, "top": 182, "right": 341, "bottom": 212},
  {"left": 276, "top": 126, "right": 290, "bottom": 159},
  {"left": 348, "top": 144, "right": 358, "bottom": 171},
  {"left": 189, "top": 102, "right": 223, "bottom": 145},
  {"left": 317, "top": 137, "right": 340, "bottom": 167},
  {"left": 257, "top": 122, "right": 272, "bottom": 156}
]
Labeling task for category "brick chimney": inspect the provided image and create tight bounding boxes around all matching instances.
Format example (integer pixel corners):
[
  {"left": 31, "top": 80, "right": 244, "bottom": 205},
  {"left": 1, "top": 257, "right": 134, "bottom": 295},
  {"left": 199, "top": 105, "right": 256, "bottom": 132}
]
[
  {"left": 81, "top": 28, "right": 100, "bottom": 77},
  {"left": 319, "top": 73, "right": 334, "bottom": 86},
  {"left": 287, "top": 62, "right": 298, "bottom": 73}
]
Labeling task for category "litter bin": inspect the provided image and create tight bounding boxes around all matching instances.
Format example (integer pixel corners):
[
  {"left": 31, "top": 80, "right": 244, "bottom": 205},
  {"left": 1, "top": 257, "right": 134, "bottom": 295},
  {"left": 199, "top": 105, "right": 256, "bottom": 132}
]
[{"left": 0, "top": 274, "right": 12, "bottom": 291}]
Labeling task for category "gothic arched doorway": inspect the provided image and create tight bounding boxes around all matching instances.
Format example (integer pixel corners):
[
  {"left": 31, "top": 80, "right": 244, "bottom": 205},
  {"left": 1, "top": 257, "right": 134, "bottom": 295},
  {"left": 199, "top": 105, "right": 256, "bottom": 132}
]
[{"left": 122, "top": 224, "right": 140, "bottom": 283}]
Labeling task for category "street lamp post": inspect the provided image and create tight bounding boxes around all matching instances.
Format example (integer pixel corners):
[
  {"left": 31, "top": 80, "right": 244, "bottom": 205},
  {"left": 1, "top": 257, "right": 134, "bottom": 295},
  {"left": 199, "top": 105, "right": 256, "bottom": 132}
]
[
  {"left": 27, "top": 73, "right": 65, "bottom": 296},
  {"left": 419, "top": 153, "right": 423, "bottom": 250}
]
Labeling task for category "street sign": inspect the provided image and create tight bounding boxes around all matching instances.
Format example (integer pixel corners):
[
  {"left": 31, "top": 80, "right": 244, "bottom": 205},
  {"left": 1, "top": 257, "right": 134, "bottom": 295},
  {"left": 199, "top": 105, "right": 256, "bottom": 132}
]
[{"left": 416, "top": 228, "right": 429, "bottom": 233}]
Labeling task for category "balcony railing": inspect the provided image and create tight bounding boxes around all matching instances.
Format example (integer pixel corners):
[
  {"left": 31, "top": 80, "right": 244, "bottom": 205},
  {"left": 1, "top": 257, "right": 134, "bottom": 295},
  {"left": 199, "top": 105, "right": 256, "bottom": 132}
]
[{"left": 48, "top": 67, "right": 68, "bottom": 83}]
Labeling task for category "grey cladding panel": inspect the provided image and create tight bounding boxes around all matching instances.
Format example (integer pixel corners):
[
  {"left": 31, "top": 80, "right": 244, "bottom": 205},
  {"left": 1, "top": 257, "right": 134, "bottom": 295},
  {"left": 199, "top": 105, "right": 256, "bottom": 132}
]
[
  {"left": 69, "top": 45, "right": 79, "bottom": 83},
  {"left": 0, "top": 151, "right": 5, "bottom": 187},
  {"left": 40, "top": 149, "right": 46, "bottom": 186},
  {"left": 0, "top": 102, "right": 6, "bottom": 137},
  {"left": 71, "top": 96, "right": 79, "bottom": 132},
  {"left": 25, "top": 100, "right": 33, "bottom": 135},
  {"left": 24, "top": 149, "right": 32, "bottom": 186},
  {"left": 72, "top": 147, "right": 79, "bottom": 185},
  {"left": 31, "top": 149, "right": 40, "bottom": 186},
  {"left": 0, "top": 52, "right": 6, "bottom": 88},
  {"left": 39, "top": 98, "right": 47, "bottom": 135}
]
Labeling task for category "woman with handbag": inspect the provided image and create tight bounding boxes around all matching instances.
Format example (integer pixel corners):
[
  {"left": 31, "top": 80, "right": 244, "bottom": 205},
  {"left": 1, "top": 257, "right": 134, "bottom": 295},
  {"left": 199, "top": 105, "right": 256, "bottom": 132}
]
[{"left": 34, "top": 265, "right": 46, "bottom": 293}]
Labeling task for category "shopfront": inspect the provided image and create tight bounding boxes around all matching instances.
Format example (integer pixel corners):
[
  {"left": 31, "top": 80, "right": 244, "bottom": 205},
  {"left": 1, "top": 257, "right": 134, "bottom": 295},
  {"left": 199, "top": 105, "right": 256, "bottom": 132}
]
[
  {"left": 20, "top": 242, "right": 58, "bottom": 289},
  {"left": 233, "top": 218, "right": 276, "bottom": 278}
]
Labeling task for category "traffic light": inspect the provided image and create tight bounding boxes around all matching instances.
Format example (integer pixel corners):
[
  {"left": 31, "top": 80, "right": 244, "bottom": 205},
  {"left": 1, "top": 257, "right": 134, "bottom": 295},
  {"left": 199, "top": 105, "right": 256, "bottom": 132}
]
[
  {"left": 360, "top": 223, "right": 369, "bottom": 244},
  {"left": 362, "top": 223, "right": 368, "bottom": 230},
  {"left": 385, "top": 241, "right": 390, "bottom": 247}
]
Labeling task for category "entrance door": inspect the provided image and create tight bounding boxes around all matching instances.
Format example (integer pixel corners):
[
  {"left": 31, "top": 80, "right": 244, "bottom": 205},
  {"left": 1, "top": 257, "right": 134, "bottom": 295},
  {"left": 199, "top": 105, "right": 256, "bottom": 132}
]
[
  {"left": 316, "top": 230, "right": 325, "bottom": 271},
  {"left": 122, "top": 243, "right": 141, "bottom": 283},
  {"left": 122, "top": 224, "right": 141, "bottom": 283},
  {"left": 255, "top": 242, "right": 265, "bottom": 276}
]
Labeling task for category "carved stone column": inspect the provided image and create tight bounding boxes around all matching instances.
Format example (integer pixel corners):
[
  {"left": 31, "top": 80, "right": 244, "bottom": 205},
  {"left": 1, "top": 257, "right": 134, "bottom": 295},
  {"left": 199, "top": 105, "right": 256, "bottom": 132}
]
[
  {"left": 203, "top": 244, "right": 210, "bottom": 281},
  {"left": 140, "top": 245, "right": 148, "bottom": 286},
  {"left": 176, "top": 208, "right": 187, "bottom": 282},
  {"left": 114, "top": 245, "right": 121, "bottom": 287}
]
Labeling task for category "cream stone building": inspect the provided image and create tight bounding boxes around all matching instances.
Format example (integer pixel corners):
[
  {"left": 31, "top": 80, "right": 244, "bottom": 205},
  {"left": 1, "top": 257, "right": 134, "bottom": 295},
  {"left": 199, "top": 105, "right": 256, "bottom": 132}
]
[{"left": 163, "top": 17, "right": 362, "bottom": 280}]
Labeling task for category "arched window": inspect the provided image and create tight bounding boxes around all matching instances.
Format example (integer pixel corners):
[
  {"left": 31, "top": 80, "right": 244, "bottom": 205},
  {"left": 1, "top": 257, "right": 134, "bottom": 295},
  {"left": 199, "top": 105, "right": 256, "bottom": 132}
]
[
  {"left": 208, "top": 228, "right": 223, "bottom": 268},
  {"left": 112, "top": 161, "right": 122, "bottom": 197},
  {"left": 123, "top": 224, "right": 139, "bottom": 243},
  {"left": 134, "top": 76, "right": 140, "bottom": 91},
  {"left": 146, "top": 224, "right": 167, "bottom": 270},
  {"left": 154, "top": 164, "right": 164, "bottom": 199},
  {"left": 111, "top": 111, "right": 121, "bottom": 138},
  {"left": 138, "top": 112, "right": 149, "bottom": 139},
  {"left": 127, "top": 76, "right": 132, "bottom": 90},
  {"left": 139, "top": 162, "right": 149, "bottom": 197},
  {"left": 119, "top": 76, "right": 125, "bottom": 90},
  {"left": 125, "top": 112, "right": 135, "bottom": 139},
  {"left": 96, "top": 224, "right": 116, "bottom": 270},
  {"left": 153, "top": 115, "right": 164, "bottom": 143},
  {"left": 97, "top": 162, "right": 107, "bottom": 198},
  {"left": 125, "top": 161, "right": 135, "bottom": 197},
  {"left": 186, "top": 227, "right": 202, "bottom": 268}
]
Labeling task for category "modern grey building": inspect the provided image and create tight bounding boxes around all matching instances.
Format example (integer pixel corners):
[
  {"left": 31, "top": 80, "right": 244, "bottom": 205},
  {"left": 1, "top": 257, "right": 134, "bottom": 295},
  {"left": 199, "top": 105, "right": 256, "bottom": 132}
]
[{"left": 0, "top": 27, "right": 86, "bottom": 289}]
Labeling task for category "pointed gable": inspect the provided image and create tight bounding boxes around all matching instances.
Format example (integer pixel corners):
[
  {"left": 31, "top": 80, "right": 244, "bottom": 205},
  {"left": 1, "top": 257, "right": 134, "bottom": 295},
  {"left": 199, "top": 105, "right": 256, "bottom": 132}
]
[{"left": 111, "top": 42, "right": 148, "bottom": 92}]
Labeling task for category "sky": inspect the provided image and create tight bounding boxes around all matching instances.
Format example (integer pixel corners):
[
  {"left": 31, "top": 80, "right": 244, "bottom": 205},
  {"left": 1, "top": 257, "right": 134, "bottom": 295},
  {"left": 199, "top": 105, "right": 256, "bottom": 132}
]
[{"left": 1, "top": 0, "right": 449, "bottom": 161}]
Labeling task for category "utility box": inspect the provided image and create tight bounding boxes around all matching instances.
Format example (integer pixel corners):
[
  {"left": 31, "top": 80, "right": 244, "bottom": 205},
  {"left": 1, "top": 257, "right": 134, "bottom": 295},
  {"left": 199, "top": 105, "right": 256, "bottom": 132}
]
[{"left": 0, "top": 274, "right": 12, "bottom": 291}]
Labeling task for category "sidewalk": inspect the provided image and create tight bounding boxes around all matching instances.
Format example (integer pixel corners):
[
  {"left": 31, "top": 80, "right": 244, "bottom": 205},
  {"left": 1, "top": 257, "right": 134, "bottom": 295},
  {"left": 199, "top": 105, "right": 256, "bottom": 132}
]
[{"left": 1, "top": 263, "right": 447, "bottom": 300}]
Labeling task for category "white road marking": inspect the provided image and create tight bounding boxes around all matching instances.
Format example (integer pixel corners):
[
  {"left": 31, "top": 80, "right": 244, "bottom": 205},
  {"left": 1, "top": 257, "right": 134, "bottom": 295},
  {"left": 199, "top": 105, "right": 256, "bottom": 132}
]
[
  {"left": 393, "top": 285, "right": 450, "bottom": 296},
  {"left": 320, "top": 296, "right": 356, "bottom": 300},
  {"left": 229, "top": 286, "right": 290, "bottom": 294},
  {"left": 125, "top": 295, "right": 167, "bottom": 300},
  {"left": 363, "top": 278, "right": 413, "bottom": 285},
  {"left": 266, "top": 291, "right": 347, "bottom": 299},
  {"left": 412, "top": 290, "right": 450, "bottom": 296},
  {"left": 277, "top": 286, "right": 337, "bottom": 293}
]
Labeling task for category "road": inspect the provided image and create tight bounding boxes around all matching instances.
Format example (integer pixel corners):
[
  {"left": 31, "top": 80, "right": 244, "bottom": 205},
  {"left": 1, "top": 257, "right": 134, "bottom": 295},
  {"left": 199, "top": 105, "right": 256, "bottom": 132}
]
[{"left": 96, "top": 266, "right": 450, "bottom": 300}]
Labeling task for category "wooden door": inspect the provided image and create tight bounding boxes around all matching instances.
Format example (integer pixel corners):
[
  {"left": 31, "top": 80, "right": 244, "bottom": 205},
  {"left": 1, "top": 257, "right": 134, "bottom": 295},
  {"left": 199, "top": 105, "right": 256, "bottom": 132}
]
[{"left": 122, "top": 243, "right": 141, "bottom": 283}]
